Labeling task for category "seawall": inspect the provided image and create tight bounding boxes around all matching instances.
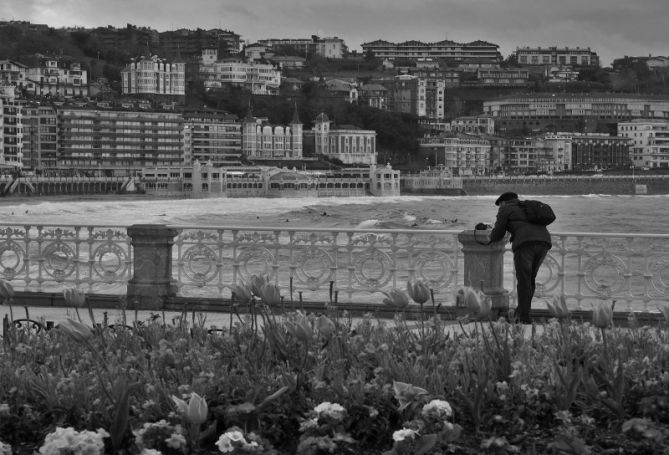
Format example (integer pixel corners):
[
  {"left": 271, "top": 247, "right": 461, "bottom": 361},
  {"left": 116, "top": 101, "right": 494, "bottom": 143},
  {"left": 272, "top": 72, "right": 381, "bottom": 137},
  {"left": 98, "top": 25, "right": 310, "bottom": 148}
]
[{"left": 462, "top": 176, "right": 669, "bottom": 195}]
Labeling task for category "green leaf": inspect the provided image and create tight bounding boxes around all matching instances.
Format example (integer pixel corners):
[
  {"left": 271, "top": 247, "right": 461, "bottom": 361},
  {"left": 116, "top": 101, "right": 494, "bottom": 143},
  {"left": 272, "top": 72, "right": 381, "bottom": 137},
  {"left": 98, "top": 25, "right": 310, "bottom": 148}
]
[
  {"left": 415, "top": 434, "right": 438, "bottom": 455},
  {"left": 110, "top": 383, "right": 130, "bottom": 451}
]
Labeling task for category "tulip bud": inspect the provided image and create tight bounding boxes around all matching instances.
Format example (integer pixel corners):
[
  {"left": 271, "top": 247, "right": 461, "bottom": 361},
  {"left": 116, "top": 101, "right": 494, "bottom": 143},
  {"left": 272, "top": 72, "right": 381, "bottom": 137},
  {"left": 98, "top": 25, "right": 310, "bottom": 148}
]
[
  {"left": 249, "top": 275, "right": 269, "bottom": 297},
  {"left": 592, "top": 302, "right": 613, "bottom": 329},
  {"left": 548, "top": 295, "right": 570, "bottom": 318},
  {"left": 58, "top": 318, "right": 93, "bottom": 343},
  {"left": 463, "top": 287, "right": 482, "bottom": 313},
  {"left": 258, "top": 283, "right": 282, "bottom": 306},
  {"left": 406, "top": 280, "right": 430, "bottom": 305},
  {"left": 63, "top": 287, "right": 86, "bottom": 306},
  {"left": 478, "top": 295, "right": 492, "bottom": 320},
  {"left": 0, "top": 279, "right": 15, "bottom": 301},
  {"left": 382, "top": 289, "right": 409, "bottom": 308},
  {"left": 231, "top": 283, "right": 253, "bottom": 304},
  {"left": 316, "top": 315, "right": 335, "bottom": 339},
  {"left": 658, "top": 304, "right": 669, "bottom": 324},
  {"left": 187, "top": 392, "right": 208, "bottom": 425}
]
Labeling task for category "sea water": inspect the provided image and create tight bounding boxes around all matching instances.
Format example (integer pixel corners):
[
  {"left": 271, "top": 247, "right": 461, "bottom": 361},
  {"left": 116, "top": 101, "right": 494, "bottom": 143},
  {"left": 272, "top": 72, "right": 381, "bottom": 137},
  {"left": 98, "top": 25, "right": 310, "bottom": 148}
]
[{"left": 1, "top": 193, "right": 667, "bottom": 234}]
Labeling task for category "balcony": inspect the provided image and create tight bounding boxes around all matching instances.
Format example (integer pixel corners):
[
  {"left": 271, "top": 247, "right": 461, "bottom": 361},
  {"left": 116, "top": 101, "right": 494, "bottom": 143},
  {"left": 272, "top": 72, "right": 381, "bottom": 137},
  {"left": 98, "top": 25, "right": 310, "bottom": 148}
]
[{"left": 0, "top": 223, "right": 667, "bottom": 322}]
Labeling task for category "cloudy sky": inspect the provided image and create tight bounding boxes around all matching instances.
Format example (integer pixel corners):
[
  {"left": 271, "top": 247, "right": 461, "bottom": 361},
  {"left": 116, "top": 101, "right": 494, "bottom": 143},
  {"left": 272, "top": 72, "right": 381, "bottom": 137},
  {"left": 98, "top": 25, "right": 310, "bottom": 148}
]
[{"left": 2, "top": 0, "right": 667, "bottom": 66}]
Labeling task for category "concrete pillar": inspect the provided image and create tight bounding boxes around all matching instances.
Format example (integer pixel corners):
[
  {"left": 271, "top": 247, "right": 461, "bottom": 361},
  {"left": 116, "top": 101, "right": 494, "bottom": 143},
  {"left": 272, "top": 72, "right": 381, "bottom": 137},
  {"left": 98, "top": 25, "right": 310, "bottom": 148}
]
[
  {"left": 458, "top": 230, "right": 509, "bottom": 316},
  {"left": 127, "top": 224, "right": 178, "bottom": 308}
]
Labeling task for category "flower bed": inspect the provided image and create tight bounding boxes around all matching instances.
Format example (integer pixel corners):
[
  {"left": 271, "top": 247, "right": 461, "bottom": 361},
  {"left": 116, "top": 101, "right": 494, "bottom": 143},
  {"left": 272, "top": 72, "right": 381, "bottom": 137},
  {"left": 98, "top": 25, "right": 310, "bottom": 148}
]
[{"left": 1, "top": 279, "right": 669, "bottom": 454}]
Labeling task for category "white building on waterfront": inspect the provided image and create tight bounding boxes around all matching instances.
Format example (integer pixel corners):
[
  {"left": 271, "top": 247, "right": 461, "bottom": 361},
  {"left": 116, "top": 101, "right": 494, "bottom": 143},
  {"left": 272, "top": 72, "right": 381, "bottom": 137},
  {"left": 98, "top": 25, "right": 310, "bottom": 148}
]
[
  {"left": 309, "top": 113, "right": 377, "bottom": 165},
  {"left": 618, "top": 119, "right": 669, "bottom": 169}
]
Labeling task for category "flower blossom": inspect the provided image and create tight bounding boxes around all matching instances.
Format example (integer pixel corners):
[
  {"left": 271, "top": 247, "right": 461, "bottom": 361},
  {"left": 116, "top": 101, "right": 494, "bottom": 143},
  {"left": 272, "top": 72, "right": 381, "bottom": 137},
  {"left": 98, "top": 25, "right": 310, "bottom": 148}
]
[
  {"left": 392, "top": 428, "right": 418, "bottom": 442},
  {"left": 314, "top": 402, "right": 346, "bottom": 422},
  {"left": 38, "top": 427, "right": 109, "bottom": 455},
  {"left": 215, "top": 427, "right": 259, "bottom": 453},
  {"left": 421, "top": 399, "right": 454, "bottom": 420}
]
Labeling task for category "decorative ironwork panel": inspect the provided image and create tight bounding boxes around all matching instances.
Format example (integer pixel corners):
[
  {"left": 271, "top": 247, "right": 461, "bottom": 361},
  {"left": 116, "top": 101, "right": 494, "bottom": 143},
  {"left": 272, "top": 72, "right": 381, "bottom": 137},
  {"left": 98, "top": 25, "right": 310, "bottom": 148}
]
[
  {"left": 172, "top": 226, "right": 462, "bottom": 304},
  {"left": 0, "top": 224, "right": 131, "bottom": 293},
  {"left": 510, "top": 233, "right": 669, "bottom": 313}
]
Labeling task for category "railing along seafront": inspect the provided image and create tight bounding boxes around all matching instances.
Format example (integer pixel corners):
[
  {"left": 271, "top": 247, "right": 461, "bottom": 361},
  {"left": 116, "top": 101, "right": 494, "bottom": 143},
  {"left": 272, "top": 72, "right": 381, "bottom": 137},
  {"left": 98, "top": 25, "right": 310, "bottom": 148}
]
[{"left": 0, "top": 222, "right": 668, "bottom": 319}]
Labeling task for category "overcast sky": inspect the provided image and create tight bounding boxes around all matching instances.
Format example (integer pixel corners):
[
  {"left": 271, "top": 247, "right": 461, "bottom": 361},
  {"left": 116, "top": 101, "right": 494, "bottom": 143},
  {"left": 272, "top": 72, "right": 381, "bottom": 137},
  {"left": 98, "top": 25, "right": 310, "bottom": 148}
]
[{"left": 2, "top": 0, "right": 667, "bottom": 67}]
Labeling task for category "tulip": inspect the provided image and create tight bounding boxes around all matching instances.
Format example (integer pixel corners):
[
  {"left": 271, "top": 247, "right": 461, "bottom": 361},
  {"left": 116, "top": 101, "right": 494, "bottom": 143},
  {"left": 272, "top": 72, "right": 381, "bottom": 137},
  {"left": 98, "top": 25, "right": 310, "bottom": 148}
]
[
  {"left": 316, "top": 315, "right": 335, "bottom": 339},
  {"left": 63, "top": 287, "right": 86, "bottom": 306},
  {"left": 658, "top": 304, "right": 669, "bottom": 324},
  {"left": 249, "top": 275, "right": 269, "bottom": 297},
  {"left": 462, "top": 287, "right": 482, "bottom": 313},
  {"left": 286, "top": 319, "right": 313, "bottom": 343},
  {"left": 547, "top": 295, "right": 570, "bottom": 318},
  {"left": 258, "top": 283, "right": 282, "bottom": 306},
  {"left": 382, "top": 289, "right": 409, "bottom": 308},
  {"left": 478, "top": 295, "right": 492, "bottom": 320},
  {"left": 186, "top": 392, "right": 208, "bottom": 425},
  {"left": 406, "top": 280, "right": 431, "bottom": 305},
  {"left": 592, "top": 302, "right": 613, "bottom": 329},
  {"left": 58, "top": 318, "right": 94, "bottom": 343},
  {"left": 0, "top": 279, "right": 15, "bottom": 301},
  {"left": 230, "top": 283, "right": 253, "bottom": 304}
]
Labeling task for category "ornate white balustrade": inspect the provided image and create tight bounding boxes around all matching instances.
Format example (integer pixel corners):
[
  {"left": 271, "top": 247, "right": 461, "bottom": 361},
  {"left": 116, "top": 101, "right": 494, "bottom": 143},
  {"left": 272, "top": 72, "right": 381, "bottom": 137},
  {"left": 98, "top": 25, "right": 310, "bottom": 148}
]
[
  {"left": 531, "top": 232, "right": 669, "bottom": 313},
  {"left": 1, "top": 222, "right": 668, "bottom": 315},
  {"left": 0, "top": 224, "right": 131, "bottom": 292},
  {"left": 171, "top": 226, "right": 463, "bottom": 305}
]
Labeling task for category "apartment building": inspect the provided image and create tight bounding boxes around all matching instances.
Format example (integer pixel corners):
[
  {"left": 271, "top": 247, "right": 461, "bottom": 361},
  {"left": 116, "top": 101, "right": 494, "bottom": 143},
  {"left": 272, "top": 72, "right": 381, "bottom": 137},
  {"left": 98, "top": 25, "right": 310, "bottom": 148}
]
[
  {"left": 358, "top": 83, "right": 388, "bottom": 110},
  {"left": 0, "top": 60, "right": 28, "bottom": 86},
  {"left": 183, "top": 110, "right": 242, "bottom": 167},
  {"left": 121, "top": 55, "right": 186, "bottom": 98},
  {"left": 198, "top": 50, "right": 280, "bottom": 95},
  {"left": 473, "top": 68, "right": 530, "bottom": 87},
  {"left": 56, "top": 106, "right": 185, "bottom": 174},
  {"left": 361, "top": 39, "right": 502, "bottom": 63},
  {"left": 419, "top": 135, "right": 491, "bottom": 175},
  {"left": 483, "top": 94, "right": 669, "bottom": 133},
  {"left": 21, "top": 102, "right": 58, "bottom": 171},
  {"left": 618, "top": 119, "right": 669, "bottom": 169},
  {"left": 450, "top": 116, "right": 495, "bottom": 135},
  {"left": 515, "top": 46, "right": 599, "bottom": 67},
  {"left": 241, "top": 111, "right": 303, "bottom": 161},
  {"left": 257, "top": 36, "right": 347, "bottom": 59},
  {"left": 562, "top": 133, "right": 632, "bottom": 171},
  {"left": 23, "top": 57, "right": 88, "bottom": 97},
  {"left": 0, "top": 87, "right": 23, "bottom": 169},
  {"left": 384, "top": 75, "right": 444, "bottom": 120},
  {"left": 307, "top": 113, "right": 376, "bottom": 165},
  {"left": 159, "top": 28, "right": 241, "bottom": 58}
]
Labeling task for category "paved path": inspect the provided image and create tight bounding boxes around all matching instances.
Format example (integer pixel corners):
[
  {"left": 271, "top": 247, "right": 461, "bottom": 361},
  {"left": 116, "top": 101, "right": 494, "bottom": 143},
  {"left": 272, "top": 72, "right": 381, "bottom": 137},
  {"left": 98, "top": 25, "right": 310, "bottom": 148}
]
[{"left": 5, "top": 305, "right": 545, "bottom": 338}]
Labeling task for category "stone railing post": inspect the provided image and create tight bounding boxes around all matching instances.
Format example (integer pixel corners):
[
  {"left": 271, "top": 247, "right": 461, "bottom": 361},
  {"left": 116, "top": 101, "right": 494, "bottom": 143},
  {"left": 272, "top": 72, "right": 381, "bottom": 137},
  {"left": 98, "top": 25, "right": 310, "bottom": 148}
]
[
  {"left": 127, "top": 224, "right": 178, "bottom": 308},
  {"left": 458, "top": 230, "right": 509, "bottom": 316}
]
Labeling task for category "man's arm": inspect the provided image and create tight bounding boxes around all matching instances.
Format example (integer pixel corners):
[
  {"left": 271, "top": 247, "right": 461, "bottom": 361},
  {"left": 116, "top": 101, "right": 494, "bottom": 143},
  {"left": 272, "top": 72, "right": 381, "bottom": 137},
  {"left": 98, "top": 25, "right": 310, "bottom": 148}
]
[{"left": 489, "top": 207, "right": 509, "bottom": 243}]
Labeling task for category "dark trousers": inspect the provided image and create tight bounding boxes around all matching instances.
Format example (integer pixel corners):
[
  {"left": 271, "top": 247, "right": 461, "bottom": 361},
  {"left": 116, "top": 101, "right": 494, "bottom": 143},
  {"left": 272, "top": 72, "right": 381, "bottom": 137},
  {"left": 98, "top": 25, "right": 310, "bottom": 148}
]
[{"left": 513, "top": 243, "right": 549, "bottom": 323}]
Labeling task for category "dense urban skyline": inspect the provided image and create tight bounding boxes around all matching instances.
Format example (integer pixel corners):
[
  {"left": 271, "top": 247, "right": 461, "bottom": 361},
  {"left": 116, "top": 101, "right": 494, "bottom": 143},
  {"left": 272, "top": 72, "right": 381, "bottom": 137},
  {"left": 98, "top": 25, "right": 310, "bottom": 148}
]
[{"left": 1, "top": 0, "right": 667, "bottom": 67}]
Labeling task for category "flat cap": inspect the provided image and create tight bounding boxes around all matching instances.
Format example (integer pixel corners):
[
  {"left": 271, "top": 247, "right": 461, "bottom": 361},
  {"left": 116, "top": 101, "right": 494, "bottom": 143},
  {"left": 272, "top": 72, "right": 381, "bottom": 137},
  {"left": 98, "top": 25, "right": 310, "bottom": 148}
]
[{"left": 495, "top": 191, "right": 519, "bottom": 206}]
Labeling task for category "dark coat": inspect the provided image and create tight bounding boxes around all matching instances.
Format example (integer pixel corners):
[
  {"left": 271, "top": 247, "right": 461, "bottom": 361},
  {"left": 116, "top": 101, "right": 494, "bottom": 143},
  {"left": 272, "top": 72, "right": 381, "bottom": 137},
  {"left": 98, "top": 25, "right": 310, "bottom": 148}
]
[{"left": 489, "top": 200, "right": 552, "bottom": 252}]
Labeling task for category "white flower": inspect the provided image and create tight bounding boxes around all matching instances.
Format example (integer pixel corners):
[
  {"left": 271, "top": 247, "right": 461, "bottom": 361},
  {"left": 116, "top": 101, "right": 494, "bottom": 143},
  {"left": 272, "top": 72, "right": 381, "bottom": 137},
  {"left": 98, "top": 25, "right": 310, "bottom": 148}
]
[
  {"left": 313, "top": 402, "right": 346, "bottom": 421},
  {"left": 165, "top": 432, "right": 187, "bottom": 450},
  {"left": 421, "top": 399, "right": 453, "bottom": 420},
  {"left": 39, "top": 427, "right": 109, "bottom": 455},
  {"left": 392, "top": 428, "right": 418, "bottom": 442},
  {"left": 0, "top": 441, "right": 11, "bottom": 455},
  {"left": 216, "top": 428, "right": 250, "bottom": 453},
  {"left": 139, "top": 450, "right": 162, "bottom": 455}
]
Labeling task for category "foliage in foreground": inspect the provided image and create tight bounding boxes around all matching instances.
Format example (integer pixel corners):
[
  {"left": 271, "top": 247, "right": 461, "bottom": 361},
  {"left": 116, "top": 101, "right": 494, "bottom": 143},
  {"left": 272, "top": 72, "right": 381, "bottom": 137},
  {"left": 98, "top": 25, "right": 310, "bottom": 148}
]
[{"left": 0, "top": 281, "right": 669, "bottom": 454}]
